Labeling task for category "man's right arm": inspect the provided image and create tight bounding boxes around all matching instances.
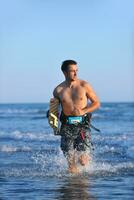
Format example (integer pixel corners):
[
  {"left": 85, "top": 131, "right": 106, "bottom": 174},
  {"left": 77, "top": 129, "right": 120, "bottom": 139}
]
[
  {"left": 50, "top": 87, "right": 61, "bottom": 105},
  {"left": 53, "top": 87, "right": 59, "bottom": 99}
]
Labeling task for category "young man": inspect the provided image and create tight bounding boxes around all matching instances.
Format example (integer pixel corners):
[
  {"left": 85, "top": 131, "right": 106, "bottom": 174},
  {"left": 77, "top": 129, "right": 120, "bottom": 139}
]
[{"left": 52, "top": 60, "right": 100, "bottom": 173}]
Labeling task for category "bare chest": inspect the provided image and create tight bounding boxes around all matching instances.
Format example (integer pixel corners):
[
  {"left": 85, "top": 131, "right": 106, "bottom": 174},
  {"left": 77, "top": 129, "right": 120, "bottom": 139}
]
[{"left": 60, "top": 85, "right": 86, "bottom": 102}]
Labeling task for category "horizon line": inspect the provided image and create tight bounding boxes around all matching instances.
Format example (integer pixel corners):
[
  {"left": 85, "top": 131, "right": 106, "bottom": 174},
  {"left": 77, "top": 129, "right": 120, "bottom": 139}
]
[{"left": 0, "top": 101, "right": 134, "bottom": 104}]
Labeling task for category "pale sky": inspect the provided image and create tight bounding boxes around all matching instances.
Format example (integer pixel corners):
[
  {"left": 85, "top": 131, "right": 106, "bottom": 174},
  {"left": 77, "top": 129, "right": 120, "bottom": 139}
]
[{"left": 0, "top": 0, "right": 134, "bottom": 103}]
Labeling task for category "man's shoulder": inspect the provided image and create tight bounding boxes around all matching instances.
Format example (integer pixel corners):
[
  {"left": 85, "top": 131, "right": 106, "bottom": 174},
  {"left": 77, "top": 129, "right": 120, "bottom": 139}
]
[
  {"left": 79, "top": 79, "right": 90, "bottom": 87},
  {"left": 54, "top": 81, "right": 65, "bottom": 92},
  {"left": 56, "top": 81, "right": 65, "bottom": 88}
]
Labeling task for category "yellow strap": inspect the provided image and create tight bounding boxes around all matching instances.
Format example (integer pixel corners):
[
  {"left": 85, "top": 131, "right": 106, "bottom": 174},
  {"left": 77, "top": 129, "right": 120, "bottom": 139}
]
[{"left": 49, "top": 113, "right": 58, "bottom": 128}]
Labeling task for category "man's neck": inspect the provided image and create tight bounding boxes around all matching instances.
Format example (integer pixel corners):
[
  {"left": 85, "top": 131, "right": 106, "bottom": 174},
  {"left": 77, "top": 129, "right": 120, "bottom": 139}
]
[{"left": 65, "top": 79, "right": 78, "bottom": 88}]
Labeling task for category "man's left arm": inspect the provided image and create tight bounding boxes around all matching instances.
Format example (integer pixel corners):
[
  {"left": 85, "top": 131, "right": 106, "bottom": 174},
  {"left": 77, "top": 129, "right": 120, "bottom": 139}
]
[{"left": 83, "top": 82, "right": 100, "bottom": 114}]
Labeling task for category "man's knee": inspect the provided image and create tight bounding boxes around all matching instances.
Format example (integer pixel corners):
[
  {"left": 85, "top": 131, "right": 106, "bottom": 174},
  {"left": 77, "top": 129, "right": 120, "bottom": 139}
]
[{"left": 79, "top": 154, "right": 89, "bottom": 166}]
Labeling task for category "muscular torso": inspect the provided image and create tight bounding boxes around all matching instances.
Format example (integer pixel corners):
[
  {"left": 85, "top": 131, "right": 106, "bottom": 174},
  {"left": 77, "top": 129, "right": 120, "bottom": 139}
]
[{"left": 55, "top": 80, "right": 88, "bottom": 116}]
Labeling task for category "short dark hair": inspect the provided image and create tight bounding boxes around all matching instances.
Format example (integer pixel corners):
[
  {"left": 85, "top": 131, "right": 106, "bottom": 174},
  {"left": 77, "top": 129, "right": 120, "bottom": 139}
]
[{"left": 61, "top": 60, "right": 77, "bottom": 72}]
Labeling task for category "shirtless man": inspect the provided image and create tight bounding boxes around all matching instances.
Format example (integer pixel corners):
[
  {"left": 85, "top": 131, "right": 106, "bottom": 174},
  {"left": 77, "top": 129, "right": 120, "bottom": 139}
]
[{"left": 52, "top": 60, "right": 100, "bottom": 173}]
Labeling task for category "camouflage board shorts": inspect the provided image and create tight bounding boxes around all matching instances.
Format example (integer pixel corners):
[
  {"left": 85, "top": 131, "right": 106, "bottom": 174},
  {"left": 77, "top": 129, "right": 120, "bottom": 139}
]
[{"left": 60, "top": 124, "right": 92, "bottom": 157}]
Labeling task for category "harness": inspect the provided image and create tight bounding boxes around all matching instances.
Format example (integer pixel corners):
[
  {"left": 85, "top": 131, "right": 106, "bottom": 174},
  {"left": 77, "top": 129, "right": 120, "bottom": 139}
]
[
  {"left": 60, "top": 111, "right": 91, "bottom": 126},
  {"left": 60, "top": 112, "right": 100, "bottom": 132}
]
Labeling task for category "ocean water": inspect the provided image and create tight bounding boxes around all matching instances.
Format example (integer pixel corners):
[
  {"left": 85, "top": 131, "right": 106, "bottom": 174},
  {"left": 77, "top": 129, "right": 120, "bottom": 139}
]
[{"left": 0, "top": 102, "right": 134, "bottom": 200}]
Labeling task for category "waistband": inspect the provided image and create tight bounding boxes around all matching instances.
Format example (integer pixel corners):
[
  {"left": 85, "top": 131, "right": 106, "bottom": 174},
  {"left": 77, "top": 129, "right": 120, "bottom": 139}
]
[{"left": 60, "top": 111, "right": 91, "bottom": 126}]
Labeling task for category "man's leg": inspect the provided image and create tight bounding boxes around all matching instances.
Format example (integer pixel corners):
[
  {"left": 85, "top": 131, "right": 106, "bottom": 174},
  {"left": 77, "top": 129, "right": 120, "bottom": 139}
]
[
  {"left": 61, "top": 133, "right": 80, "bottom": 173},
  {"left": 66, "top": 150, "right": 80, "bottom": 173},
  {"left": 76, "top": 128, "right": 92, "bottom": 167}
]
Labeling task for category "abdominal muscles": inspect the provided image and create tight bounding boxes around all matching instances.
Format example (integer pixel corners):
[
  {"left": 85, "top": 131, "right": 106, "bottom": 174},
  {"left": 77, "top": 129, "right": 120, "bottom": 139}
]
[{"left": 61, "top": 95, "right": 88, "bottom": 116}]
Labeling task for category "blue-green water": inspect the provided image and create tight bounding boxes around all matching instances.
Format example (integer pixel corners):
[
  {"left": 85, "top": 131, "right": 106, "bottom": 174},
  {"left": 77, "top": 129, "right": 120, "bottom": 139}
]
[{"left": 0, "top": 103, "right": 134, "bottom": 199}]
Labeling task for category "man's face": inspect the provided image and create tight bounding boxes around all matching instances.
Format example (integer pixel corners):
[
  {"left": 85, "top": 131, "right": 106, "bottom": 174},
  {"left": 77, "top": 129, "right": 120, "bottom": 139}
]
[{"left": 65, "top": 64, "right": 78, "bottom": 81}]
